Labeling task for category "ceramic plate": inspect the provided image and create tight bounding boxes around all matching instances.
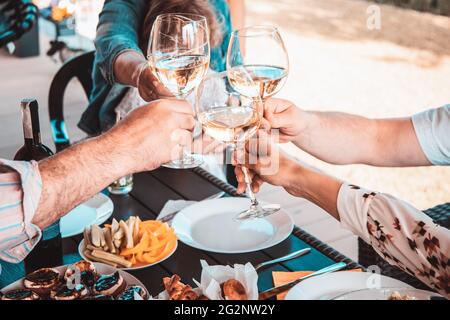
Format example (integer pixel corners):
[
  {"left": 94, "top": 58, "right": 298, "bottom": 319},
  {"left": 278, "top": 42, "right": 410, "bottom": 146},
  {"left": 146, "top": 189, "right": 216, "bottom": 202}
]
[{"left": 172, "top": 197, "right": 293, "bottom": 254}]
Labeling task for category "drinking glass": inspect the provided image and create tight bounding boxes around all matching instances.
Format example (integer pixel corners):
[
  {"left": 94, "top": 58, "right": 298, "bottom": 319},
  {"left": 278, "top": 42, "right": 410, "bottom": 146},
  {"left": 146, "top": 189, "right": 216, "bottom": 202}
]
[
  {"left": 196, "top": 71, "right": 280, "bottom": 220},
  {"left": 227, "top": 25, "right": 289, "bottom": 101},
  {"left": 148, "top": 13, "right": 210, "bottom": 169},
  {"left": 225, "top": 26, "right": 289, "bottom": 219},
  {"left": 108, "top": 110, "right": 133, "bottom": 195}
]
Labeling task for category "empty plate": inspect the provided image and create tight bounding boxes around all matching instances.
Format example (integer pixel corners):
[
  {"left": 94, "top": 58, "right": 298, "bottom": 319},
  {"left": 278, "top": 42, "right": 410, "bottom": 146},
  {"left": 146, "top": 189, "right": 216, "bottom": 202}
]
[
  {"left": 60, "top": 193, "right": 114, "bottom": 238},
  {"left": 172, "top": 197, "right": 293, "bottom": 253}
]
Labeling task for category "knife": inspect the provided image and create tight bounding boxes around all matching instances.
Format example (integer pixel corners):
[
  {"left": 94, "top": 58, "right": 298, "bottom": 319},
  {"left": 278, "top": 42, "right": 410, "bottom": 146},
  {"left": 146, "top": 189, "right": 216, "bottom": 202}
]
[{"left": 255, "top": 248, "right": 311, "bottom": 272}]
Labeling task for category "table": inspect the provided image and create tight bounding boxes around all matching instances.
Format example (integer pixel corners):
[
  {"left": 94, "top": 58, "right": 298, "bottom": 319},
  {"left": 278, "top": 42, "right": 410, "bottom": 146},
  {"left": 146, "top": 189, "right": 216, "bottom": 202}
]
[{"left": 0, "top": 167, "right": 361, "bottom": 295}]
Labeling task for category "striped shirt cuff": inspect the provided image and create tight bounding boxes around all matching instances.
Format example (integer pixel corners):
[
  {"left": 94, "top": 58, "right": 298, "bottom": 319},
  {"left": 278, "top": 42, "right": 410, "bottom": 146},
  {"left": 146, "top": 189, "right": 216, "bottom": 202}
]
[{"left": 0, "top": 159, "right": 42, "bottom": 263}]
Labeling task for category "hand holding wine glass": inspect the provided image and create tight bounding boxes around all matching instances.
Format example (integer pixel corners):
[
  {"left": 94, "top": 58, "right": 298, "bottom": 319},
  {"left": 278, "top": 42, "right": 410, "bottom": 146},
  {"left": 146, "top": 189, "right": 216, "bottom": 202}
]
[
  {"left": 196, "top": 71, "right": 279, "bottom": 220},
  {"left": 148, "top": 13, "right": 210, "bottom": 168}
]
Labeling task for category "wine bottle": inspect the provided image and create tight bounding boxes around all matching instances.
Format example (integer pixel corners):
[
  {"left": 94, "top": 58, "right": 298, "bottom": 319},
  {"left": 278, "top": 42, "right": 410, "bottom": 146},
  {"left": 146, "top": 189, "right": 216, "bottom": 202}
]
[{"left": 14, "top": 98, "right": 63, "bottom": 273}]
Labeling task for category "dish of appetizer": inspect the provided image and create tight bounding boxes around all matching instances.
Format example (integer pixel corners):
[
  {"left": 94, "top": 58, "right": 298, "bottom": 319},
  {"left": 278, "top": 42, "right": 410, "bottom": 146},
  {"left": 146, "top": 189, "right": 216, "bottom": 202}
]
[
  {"left": 0, "top": 261, "right": 148, "bottom": 300},
  {"left": 78, "top": 216, "right": 178, "bottom": 270},
  {"left": 155, "top": 274, "right": 249, "bottom": 300}
]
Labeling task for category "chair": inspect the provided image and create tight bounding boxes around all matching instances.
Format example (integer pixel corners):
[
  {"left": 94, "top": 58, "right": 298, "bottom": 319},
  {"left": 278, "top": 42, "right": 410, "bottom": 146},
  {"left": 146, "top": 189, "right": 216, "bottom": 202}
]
[
  {"left": 358, "top": 202, "right": 450, "bottom": 291},
  {"left": 0, "top": 0, "right": 38, "bottom": 47},
  {"left": 48, "top": 50, "right": 95, "bottom": 152}
]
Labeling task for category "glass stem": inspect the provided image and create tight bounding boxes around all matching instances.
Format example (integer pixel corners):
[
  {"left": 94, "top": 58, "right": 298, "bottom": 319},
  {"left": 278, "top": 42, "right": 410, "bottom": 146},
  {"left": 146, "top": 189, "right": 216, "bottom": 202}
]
[
  {"left": 176, "top": 93, "right": 191, "bottom": 163},
  {"left": 241, "top": 166, "right": 259, "bottom": 208}
]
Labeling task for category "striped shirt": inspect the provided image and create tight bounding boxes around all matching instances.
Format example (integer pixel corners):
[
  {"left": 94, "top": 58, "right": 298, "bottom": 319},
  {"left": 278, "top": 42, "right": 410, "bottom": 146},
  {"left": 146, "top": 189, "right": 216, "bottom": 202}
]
[{"left": 0, "top": 159, "right": 42, "bottom": 263}]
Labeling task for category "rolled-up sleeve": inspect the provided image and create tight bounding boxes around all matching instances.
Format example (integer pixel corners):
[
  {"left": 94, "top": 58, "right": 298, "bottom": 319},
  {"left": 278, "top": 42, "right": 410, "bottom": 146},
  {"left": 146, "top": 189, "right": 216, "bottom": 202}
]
[
  {"left": 95, "top": 0, "right": 148, "bottom": 86},
  {"left": 338, "top": 183, "right": 450, "bottom": 297},
  {"left": 412, "top": 104, "right": 450, "bottom": 165},
  {"left": 0, "top": 159, "right": 42, "bottom": 263}
]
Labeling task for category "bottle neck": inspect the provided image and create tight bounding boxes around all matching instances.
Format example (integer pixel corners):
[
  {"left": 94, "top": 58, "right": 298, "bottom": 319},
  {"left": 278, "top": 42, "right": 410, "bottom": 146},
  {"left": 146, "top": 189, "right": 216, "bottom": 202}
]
[{"left": 21, "top": 99, "right": 41, "bottom": 147}]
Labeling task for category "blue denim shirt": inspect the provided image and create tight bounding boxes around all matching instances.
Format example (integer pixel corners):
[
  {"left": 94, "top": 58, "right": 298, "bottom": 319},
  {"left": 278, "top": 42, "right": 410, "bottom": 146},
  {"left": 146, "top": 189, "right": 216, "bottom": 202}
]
[{"left": 78, "top": 0, "right": 233, "bottom": 135}]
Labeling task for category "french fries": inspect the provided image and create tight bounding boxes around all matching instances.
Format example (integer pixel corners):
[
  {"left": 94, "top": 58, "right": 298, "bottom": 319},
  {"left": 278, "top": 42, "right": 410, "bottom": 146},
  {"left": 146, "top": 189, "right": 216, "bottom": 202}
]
[{"left": 82, "top": 216, "right": 177, "bottom": 268}]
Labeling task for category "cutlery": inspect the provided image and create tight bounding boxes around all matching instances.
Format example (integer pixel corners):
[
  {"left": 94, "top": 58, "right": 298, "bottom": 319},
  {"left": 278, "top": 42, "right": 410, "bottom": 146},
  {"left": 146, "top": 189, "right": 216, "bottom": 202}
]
[
  {"left": 158, "top": 192, "right": 224, "bottom": 223},
  {"left": 159, "top": 210, "right": 180, "bottom": 223},
  {"left": 258, "top": 261, "right": 347, "bottom": 300},
  {"left": 255, "top": 248, "right": 311, "bottom": 272}
]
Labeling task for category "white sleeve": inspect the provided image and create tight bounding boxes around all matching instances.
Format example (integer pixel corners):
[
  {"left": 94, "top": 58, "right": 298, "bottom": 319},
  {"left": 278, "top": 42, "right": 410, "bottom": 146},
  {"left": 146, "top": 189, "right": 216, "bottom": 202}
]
[
  {"left": 412, "top": 105, "right": 450, "bottom": 165},
  {"left": 338, "top": 183, "right": 450, "bottom": 298}
]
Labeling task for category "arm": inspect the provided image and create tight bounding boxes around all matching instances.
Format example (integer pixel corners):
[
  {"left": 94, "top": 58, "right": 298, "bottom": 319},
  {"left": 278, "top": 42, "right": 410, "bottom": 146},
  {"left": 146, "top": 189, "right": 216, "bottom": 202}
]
[
  {"left": 295, "top": 112, "right": 430, "bottom": 166},
  {"left": 264, "top": 98, "right": 431, "bottom": 167},
  {"left": 94, "top": 0, "right": 169, "bottom": 100},
  {"left": 284, "top": 164, "right": 449, "bottom": 298},
  {"left": 94, "top": 0, "right": 148, "bottom": 86},
  {"left": 35, "top": 99, "right": 195, "bottom": 230},
  {"left": 0, "top": 99, "right": 195, "bottom": 262},
  {"left": 228, "top": 0, "right": 245, "bottom": 30},
  {"left": 235, "top": 142, "right": 450, "bottom": 298}
]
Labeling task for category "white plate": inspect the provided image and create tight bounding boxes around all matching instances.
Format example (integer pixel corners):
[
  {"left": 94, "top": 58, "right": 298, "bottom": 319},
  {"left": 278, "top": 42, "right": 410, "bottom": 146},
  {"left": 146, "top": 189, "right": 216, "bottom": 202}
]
[
  {"left": 78, "top": 239, "right": 178, "bottom": 271},
  {"left": 0, "top": 262, "right": 148, "bottom": 298},
  {"left": 333, "top": 287, "right": 443, "bottom": 300},
  {"left": 60, "top": 193, "right": 114, "bottom": 238},
  {"left": 172, "top": 197, "right": 293, "bottom": 254},
  {"left": 285, "top": 272, "right": 413, "bottom": 300}
]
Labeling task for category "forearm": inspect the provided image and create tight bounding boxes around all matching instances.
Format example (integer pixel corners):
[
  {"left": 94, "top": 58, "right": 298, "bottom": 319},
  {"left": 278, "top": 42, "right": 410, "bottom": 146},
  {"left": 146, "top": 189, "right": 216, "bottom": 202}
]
[
  {"left": 292, "top": 111, "right": 379, "bottom": 165},
  {"left": 338, "top": 183, "right": 450, "bottom": 297},
  {"left": 33, "top": 134, "right": 131, "bottom": 230},
  {"left": 228, "top": 0, "right": 245, "bottom": 30},
  {"left": 113, "top": 50, "right": 147, "bottom": 87},
  {"left": 284, "top": 164, "right": 342, "bottom": 220},
  {"left": 94, "top": 0, "right": 147, "bottom": 85},
  {"left": 293, "top": 111, "right": 430, "bottom": 166}
]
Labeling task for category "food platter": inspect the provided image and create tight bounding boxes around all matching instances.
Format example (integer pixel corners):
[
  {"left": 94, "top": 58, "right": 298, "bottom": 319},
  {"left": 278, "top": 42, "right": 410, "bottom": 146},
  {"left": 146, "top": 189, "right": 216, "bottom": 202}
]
[
  {"left": 0, "top": 262, "right": 149, "bottom": 300},
  {"left": 78, "top": 217, "right": 178, "bottom": 270}
]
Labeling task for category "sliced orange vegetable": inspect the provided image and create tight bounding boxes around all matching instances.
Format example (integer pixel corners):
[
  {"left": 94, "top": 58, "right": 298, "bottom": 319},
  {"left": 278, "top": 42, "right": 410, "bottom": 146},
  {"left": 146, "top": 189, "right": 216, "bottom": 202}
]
[
  {"left": 141, "top": 237, "right": 176, "bottom": 264},
  {"left": 119, "top": 232, "right": 149, "bottom": 256}
]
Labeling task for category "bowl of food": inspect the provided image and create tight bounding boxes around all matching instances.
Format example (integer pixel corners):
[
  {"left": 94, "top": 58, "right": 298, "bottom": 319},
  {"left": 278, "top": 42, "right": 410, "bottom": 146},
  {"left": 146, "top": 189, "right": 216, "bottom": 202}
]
[
  {"left": 78, "top": 216, "right": 178, "bottom": 270},
  {"left": 0, "top": 261, "right": 149, "bottom": 300}
]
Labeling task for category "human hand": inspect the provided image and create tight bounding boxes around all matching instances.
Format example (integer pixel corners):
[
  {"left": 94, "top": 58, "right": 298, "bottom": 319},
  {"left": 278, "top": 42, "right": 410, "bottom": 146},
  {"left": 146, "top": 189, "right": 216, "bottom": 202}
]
[
  {"left": 109, "top": 99, "right": 195, "bottom": 172},
  {"left": 233, "top": 130, "right": 300, "bottom": 194},
  {"left": 263, "top": 98, "right": 305, "bottom": 143},
  {"left": 135, "top": 62, "right": 173, "bottom": 101}
]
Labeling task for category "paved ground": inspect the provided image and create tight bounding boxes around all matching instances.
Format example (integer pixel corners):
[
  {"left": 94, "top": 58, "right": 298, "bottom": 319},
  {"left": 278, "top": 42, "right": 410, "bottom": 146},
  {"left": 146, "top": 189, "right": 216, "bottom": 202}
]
[{"left": 1, "top": 0, "right": 449, "bottom": 261}]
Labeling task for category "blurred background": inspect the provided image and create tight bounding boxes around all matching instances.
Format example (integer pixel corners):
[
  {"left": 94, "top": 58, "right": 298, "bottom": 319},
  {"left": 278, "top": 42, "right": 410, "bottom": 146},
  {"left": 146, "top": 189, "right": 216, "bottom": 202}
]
[{"left": 0, "top": 0, "right": 449, "bottom": 259}]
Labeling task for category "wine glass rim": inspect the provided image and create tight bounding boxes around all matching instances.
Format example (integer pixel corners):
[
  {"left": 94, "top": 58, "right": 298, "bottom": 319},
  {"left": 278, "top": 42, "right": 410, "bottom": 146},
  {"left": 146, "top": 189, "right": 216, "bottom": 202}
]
[
  {"left": 232, "top": 25, "right": 280, "bottom": 37},
  {"left": 155, "top": 13, "right": 207, "bottom": 23}
]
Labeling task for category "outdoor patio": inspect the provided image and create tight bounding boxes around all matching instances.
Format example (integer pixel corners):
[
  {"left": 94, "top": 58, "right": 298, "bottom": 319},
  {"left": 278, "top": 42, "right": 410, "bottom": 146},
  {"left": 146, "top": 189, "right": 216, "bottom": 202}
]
[{"left": 1, "top": 0, "right": 449, "bottom": 262}]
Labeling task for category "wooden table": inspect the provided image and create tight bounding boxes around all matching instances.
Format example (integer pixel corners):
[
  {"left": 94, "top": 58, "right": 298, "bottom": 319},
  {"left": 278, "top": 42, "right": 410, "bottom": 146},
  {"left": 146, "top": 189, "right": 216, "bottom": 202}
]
[{"left": 0, "top": 167, "right": 361, "bottom": 296}]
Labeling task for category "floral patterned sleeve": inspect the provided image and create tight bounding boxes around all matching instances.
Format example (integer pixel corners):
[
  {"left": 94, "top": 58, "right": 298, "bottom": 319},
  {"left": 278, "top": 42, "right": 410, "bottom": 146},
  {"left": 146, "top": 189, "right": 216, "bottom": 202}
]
[{"left": 338, "top": 183, "right": 450, "bottom": 298}]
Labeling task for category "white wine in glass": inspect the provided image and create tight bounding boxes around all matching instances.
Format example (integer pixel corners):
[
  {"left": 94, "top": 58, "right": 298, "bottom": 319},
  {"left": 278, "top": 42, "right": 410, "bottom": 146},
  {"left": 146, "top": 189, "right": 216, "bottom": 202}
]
[
  {"left": 154, "top": 54, "right": 209, "bottom": 98},
  {"left": 196, "top": 72, "right": 280, "bottom": 221},
  {"left": 228, "top": 64, "right": 288, "bottom": 100},
  {"left": 198, "top": 105, "right": 260, "bottom": 144},
  {"left": 227, "top": 26, "right": 289, "bottom": 101},
  {"left": 148, "top": 13, "right": 210, "bottom": 168},
  {"left": 226, "top": 25, "right": 289, "bottom": 220}
]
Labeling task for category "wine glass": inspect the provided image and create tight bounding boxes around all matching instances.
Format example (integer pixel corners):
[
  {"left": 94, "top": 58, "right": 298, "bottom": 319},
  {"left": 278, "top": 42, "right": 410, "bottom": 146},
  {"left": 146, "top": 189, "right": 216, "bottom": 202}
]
[
  {"left": 148, "top": 13, "right": 210, "bottom": 169},
  {"left": 227, "top": 26, "right": 289, "bottom": 101},
  {"left": 196, "top": 71, "right": 280, "bottom": 220},
  {"left": 225, "top": 26, "right": 289, "bottom": 219}
]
